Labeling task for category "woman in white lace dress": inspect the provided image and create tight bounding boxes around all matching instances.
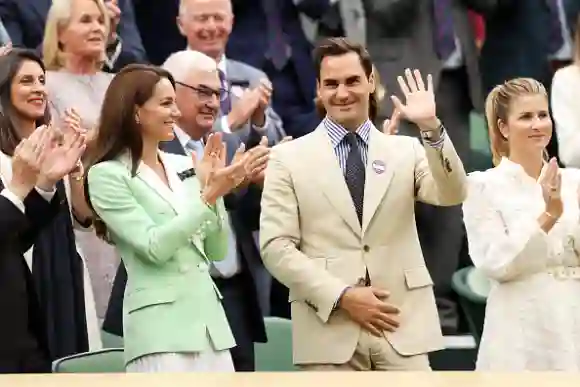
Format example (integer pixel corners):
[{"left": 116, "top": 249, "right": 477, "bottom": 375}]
[{"left": 463, "top": 78, "right": 580, "bottom": 371}]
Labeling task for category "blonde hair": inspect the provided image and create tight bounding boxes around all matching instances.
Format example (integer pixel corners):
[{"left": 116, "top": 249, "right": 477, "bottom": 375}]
[
  {"left": 485, "top": 77, "right": 548, "bottom": 166},
  {"left": 43, "top": 0, "right": 110, "bottom": 71}
]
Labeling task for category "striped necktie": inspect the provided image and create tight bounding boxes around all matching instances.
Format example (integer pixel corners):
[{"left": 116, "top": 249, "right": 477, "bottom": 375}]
[
  {"left": 546, "top": 0, "right": 564, "bottom": 54},
  {"left": 262, "top": 0, "right": 290, "bottom": 70},
  {"left": 432, "top": 0, "right": 456, "bottom": 61},
  {"left": 218, "top": 69, "right": 232, "bottom": 114}
]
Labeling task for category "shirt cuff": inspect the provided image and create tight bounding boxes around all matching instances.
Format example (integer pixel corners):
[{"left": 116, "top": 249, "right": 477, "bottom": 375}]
[
  {"left": 252, "top": 114, "right": 270, "bottom": 133},
  {"left": 332, "top": 285, "right": 351, "bottom": 310},
  {"left": 422, "top": 127, "right": 447, "bottom": 150},
  {"left": 1, "top": 188, "right": 25, "bottom": 213},
  {"left": 104, "top": 37, "right": 122, "bottom": 69},
  {"left": 220, "top": 116, "right": 232, "bottom": 133},
  {"left": 35, "top": 186, "right": 56, "bottom": 202}
]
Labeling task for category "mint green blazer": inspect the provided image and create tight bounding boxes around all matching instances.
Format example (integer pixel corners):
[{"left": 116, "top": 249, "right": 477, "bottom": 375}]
[{"left": 87, "top": 152, "right": 235, "bottom": 365}]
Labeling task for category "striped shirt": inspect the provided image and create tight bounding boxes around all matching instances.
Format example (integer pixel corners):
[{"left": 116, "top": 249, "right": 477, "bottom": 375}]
[{"left": 323, "top": 117, "right": 371, "bottom": 172}]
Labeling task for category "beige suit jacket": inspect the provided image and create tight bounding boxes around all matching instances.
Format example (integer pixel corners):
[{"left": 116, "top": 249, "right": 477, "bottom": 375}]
[{"left": 259, "top": 123, "right": 467, "bottom": 365}]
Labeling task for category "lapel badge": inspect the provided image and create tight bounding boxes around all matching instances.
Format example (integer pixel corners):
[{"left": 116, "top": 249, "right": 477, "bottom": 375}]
[
  {"left": 177, "top": 168, "right": 196, "bottom": 181},
  {"left": 371, "top": 160, "right": 386, "bottom": 174}
]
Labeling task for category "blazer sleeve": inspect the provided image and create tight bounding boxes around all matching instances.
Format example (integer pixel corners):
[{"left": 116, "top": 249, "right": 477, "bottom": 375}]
[
  {"left": 414, "top": 133, "right": 468, "bottom": 206},
  {"left": 202, "top": 197, "right": 230, "bottom": 262},
  {"left": 87, "top": 162, "right": 221, "bottom": 265},
  {"left": 552, "top": 68, "right": 580, "bottom": 168},
  {"left": 0, "top": 192, "right": 28, "bottom": 245},
  {"left": 463, "top": 173, "right": 550, "bottom": 282},
  {"left": 260, "top": 148, "right": 348, "bottom": 324}
]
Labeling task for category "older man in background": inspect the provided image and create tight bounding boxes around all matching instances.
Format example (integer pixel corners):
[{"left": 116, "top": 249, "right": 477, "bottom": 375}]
[{"left": 176, "top": 0, "right": 285, "bottom": 147}]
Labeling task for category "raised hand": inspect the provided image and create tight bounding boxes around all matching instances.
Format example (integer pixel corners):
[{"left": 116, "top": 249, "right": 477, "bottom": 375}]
[
  {"left": 382, "top": 109, "right": 401, "bottom": 135},
  {"left": 192, "top": 132, "right": 223, "bottom": 190},
  {"left": 245, "top": 136, "right": 271, "bottom": 185},
  {"left": 539, "top": 157, "right": 563, "bottom": 219},
  {"left": 37, "top": 123, "right": 87, "bottom": 189},
  {"left": 9, "top": 125, "right": 51, "bottom": 199},
  {"left": 105, "top": 0, "right": 121, "bottom": 43},
  {"left": 0, "top": 42, "right": 12, "bottom": 57},
  {"left": 391, "top": 69, "right": 438, "bottom": 130},
  {"left": 201, "top": 142, "right": 250, "bottom": 205}
]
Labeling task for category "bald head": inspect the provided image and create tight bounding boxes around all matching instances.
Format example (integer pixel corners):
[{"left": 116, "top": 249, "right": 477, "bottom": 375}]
[{"left": 178, "top": 0, "right": 232, "bottom": 17}]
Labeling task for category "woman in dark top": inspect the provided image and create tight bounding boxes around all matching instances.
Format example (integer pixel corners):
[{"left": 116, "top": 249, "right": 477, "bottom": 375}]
[{"left": 0, "top": 49, "right": 87, "bottom": 372}]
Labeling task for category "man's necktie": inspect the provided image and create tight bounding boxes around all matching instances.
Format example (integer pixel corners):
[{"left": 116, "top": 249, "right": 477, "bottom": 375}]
[
  {"left": 432, "top": 0, "right": 457, "bottom": 61},
  {"left": 344, "top": 133, "right": 365, "bottom": 225},
  {"left": 546, "top": 0, "right": 565, "bottom": 54},
  {"left": 262, "top": 0, "right": 290, "bottom": 70},
  {"left": 218, "top": 69, "right": 232, "bottom": 115}
]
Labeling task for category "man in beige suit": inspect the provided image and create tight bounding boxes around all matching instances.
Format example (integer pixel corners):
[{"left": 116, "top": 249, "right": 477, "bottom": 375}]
[{"left": 259, "top": 37, "right": 467, "bottom": 371}]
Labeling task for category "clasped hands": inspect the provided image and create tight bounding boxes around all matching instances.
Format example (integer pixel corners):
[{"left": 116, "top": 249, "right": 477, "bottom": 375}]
[
  {"left": 540, "top": 157, "right": 563, "bottom": 220},
  {"left": 8, "top": 109, "right": 87, "bottom": 200}
]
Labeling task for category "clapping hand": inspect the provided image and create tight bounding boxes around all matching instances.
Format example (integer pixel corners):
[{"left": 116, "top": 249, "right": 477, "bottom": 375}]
[
  {"left": 37, "top": 110, "right": 87, "bottom": 189},
  {"left": 391, "top": 69, "right": 439, "bottom": 131},
  {"left": 105, "top": 0, "right": 121, "bottom": 43},
  {"left": 193, "top": 133, "right": 249, "bottom": 205},
  {"left": 540, "top": 158, "right": 563, "bottom": 220},
  {"left": 382, "top": 109, "right": 401, "bottom": 135},
  {"left": 8, "top": 125, "right": 52, "bottom": 200}
]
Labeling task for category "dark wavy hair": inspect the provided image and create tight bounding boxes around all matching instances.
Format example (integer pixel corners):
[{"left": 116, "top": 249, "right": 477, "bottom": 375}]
[
  {"left": 0, "top": 48, "right": 50, "bottom": 156},
  {"left": 84, "top": 64, "right": 176, "bottom": 241},
  {"left": 313, "top": 37, "right": 379, "bottom": 122}
]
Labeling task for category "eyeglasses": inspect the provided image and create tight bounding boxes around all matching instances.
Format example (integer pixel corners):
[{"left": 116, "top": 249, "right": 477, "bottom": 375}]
[{"left": 176, "top": 81, "right": 229, "bottom": 102}]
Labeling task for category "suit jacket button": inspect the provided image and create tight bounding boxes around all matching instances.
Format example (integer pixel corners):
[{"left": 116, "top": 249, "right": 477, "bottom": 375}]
[{"left": 363, "top": 245, "right": 370, "bottom": 252}]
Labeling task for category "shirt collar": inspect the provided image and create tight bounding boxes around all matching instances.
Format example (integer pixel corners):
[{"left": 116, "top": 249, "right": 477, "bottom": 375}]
[
  {"left": 323, "top": 116, "right": 371, "bottom": 148},
  {"left": 173, "top": 124, "right": 206, "bottom": 150}
]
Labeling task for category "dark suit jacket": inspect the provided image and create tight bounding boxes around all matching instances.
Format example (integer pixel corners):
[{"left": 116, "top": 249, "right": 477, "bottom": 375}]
[
  {"left": 0, "top": 188, "right": 60, "bottom": 371},
  {"left": 479, "top": 0, "right": 580, "bottom": 94},
  {"left": 0, "top": 0, "right": 147, "bottom": 71},
  {"left": 226, "top": 0, "right": 330, "bottom": 138},
  {"left": 363, "top": 0, "right": 484, "bottom": 120},
  {"left": 131, "top": 0, "right": 185, "bottom": 65},
  {"left": 103, "top": 133, "right": 267, "bottom": 344}
]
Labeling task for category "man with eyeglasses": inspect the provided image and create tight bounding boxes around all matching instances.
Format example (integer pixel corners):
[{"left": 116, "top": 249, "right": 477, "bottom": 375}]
[
  {"left": 101, "top": 49, "right": 272, "bottom": 372},
  {"left": 159, "top": 49, "right": 270, "bottom": 372}
]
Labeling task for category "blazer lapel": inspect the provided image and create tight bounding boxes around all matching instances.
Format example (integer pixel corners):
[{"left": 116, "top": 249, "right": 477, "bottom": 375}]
[
  {"left": 132, "top": 155, "right": 180, "bottom": 215},
  {"left": 362, "top": 127, "right": 394, "bottom": 234},
  {"left": 313, "top": 127, "right": 361, "bottom": 236}
]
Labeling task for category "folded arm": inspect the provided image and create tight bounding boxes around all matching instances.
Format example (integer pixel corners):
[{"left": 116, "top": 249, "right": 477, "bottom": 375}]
[
  {"left": 463, "top": 174, "right": 550, "bottom": 282},
  {"left": 414, "top": 131, "right": 467, "bottom": 206},
  {"left": 87, "top": 163, "right": 220, "bottom": 265},
  {"left": 260, "top": 150, "right": 347, "bottom": 323}
]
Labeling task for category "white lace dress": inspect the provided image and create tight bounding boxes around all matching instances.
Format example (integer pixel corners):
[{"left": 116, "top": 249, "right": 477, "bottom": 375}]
[{"left": 463, "top": 158, "right": 580, "bottom": 371}]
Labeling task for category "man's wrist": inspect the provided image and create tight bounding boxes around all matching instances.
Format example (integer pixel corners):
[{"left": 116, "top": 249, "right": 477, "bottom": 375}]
[
  {"left": 36, "top": 176, "right": 57, "bottom": 192},
  {"left": 418, "top": 117, "right": 442, "bottom": 133},
  {"left": 334, "top": 286, "right": 352, "bottom": 310}
]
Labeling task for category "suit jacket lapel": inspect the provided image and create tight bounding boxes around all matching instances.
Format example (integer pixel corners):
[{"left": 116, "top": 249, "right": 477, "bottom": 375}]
[
  {"left": 362, "top": 127, "right": 394, "bottom": 234},
  {"left": 313, "top": 127, "right": 361, "bottom": 236}
]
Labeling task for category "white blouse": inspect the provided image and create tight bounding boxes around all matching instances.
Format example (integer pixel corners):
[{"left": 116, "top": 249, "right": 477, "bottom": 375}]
[{"left": 463, "top": 158, "right": 580, "bottom": 370}]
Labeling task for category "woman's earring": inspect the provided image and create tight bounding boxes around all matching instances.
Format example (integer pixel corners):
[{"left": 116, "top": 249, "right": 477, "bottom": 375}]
[{"left": 135, "top": 115, "right": 140, "bottom": 125}]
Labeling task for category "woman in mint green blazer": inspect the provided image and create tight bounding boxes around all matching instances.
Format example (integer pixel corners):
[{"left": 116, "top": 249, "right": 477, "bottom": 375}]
[{"left": 84, "top": 65, "right": 249, "bottom": 372}]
